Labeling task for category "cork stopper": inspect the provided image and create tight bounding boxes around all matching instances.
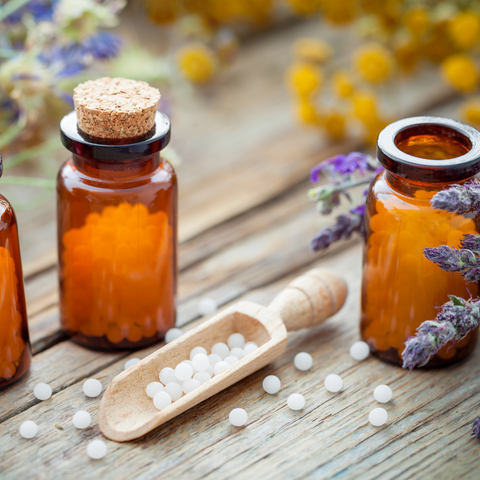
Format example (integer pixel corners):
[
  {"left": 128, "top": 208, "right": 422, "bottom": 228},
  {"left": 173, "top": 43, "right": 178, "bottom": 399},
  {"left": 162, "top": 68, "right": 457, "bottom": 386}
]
[{"left": 73, "top": 77, "right": 161, "bottom": 141}]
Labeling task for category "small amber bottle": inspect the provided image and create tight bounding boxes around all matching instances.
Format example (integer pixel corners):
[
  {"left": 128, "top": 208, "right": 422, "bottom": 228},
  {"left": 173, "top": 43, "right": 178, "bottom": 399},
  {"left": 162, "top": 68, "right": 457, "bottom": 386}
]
[
  {"left": 0, "top": 156, "right": 31, "bottom": 388},
  {"left": 361, "top": 116, "right": 480, "bottom": 367},
  {"left": 57, "top": 78, "right": 177, "bottom": 351}
]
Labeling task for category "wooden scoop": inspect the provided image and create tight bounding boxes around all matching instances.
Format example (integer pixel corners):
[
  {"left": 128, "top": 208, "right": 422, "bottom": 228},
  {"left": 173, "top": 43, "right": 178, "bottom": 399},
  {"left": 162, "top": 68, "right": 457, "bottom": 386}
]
[{"left": 98, "top": 268, "right": 347, "bottom": 442}]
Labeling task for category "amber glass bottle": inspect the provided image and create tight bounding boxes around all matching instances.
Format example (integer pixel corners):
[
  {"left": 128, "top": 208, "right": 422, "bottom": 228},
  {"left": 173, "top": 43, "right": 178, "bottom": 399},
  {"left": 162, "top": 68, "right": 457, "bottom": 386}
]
[
  {"left": 57, "top": 78, "right": 177, "bottom": 351},
  {"left": 0, "top": 156, "right": 31, "bottom": 388},
  {"left": 361, "top": 117, "right": 480, "bottom": 366}
]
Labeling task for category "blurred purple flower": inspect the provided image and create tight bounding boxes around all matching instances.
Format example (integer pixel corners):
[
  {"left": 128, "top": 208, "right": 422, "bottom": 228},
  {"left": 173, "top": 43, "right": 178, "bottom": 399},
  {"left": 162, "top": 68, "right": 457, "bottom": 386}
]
[
  {"left": 310, "top": 152, "right": 374, "bottom": 183},
  {"left": 472, "top": 417, "right": 480, "bottom": 439},
  {"left": 431, "top": 180, "right": 480, "bottom": 215},
  {"left": 82, "top": 32, "right": 122, "bottom": 60},
  {"left": 4, "top": 0, "right": 54, "bottom": 24}
]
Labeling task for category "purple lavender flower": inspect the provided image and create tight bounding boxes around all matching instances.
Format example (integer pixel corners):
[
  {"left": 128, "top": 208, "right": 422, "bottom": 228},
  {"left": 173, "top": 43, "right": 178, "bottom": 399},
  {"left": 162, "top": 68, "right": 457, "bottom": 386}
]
[
  {"left": 402, "top": 296, "right": 480, "bottom": 370},
  {"left": 472, "top": 417, "right": 480, "bottom": 439},
  {"left": 431, "top": 180, "right": 480, "bottom": 215},
  {"left": 309, "top": 152, "right": 375, "bottom": 183},
  {"left": 82, "top": 32, "right": 122, "bottom": 60},
  {"left": 461, "top": 234, "right": 480, "bottom": 253},
  {"left": 4, "top": 0, "right": 54, "bottom": 24},
  {"left": 310, "top": 206, "right": 364, "bottom": 251}
]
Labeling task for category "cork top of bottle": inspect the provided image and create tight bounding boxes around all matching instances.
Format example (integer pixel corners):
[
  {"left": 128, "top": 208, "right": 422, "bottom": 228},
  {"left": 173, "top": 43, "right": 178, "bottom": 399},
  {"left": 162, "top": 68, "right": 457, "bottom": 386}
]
[{"left": 73, "top": 77, "right": 161, "bottom": 141}]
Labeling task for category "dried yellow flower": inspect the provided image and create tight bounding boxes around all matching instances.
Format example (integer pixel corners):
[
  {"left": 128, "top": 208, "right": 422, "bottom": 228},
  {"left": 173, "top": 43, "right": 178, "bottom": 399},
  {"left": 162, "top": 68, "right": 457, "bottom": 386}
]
[
  {"left": 293, "top": 38, "right": 333, "bottom": 63},
  {"left": 296, "top": 101, "right": 320, "bottom": 125},
  {"left": 354, "top": 44, "right": 393, "bottom": 84},
  {"left": 177, "top": 43, "right": 218, "bottom": 84},
  {"left": 332, "top": 70, "right": 355, "bottom": 98},
  {"left": 448, "top": 11, "right": 480, "bottom": 50},
  {"left": 286, "top": 63, "right": 323, "bottom": 98},
  {"left": 441, "top": 54, "right": 479, "bottom": 93}
]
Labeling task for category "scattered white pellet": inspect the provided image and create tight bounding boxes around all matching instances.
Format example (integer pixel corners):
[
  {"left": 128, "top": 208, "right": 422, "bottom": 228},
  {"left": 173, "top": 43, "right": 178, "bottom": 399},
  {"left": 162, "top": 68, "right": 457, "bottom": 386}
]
[
  {"left": 193, "top": 371, "right": 211, "bottom": 384},
  {"left": 349, "top": 341, "right": 370, "bottom": 361},
  {"left": 228, "top": 333, "right": 245, "bottom": 349},
  {"left": 190, "top": 346, "right": 208, "bottom": 361},
  {"left": 294, "top": 352, "right": 313, "bottom": 371},
  {"left": 153, "top": 391, "right": 172, "bottom": 410},
  {"left": 208, "top": 353, "right": 222, "bottom": 366},
  {"left": 263, "top": 375, "right": 281, "bottom": 394},
  {"left": 213, "top": 361, "right": 229, "bottom": 375},
  {"left": 324, "top": 374, "right": 343, "bottom": 393},
  {"left": 182, "top": 359, "right": 196, "bottom": 373},
  {"left": 373, "top": 385, "right": 392, "bottom": 403},
  {"left": 229, "top": 347, "right": 245, "bottom": 360},
  {"left": 34, "top": 383, "right": 52, "bottom": 401},
  {"left": 192, "top": 353, "right": 209, "bottom": 372},
  {"left": 243, "top": 343, "right": 259, "bottom": 356},
  {"left": 229, "top": 408, "right": 248, "bottom": 427},
  {"left": 182, "top": 379, "right": 201, "bottom": 394},
  {"left": 146, "top": 382, "right": 164, "bottom": 398},
  {"left": 199, "top": 297, "right": 218, "bottom": 316},
  {"left": 165, "top": 328, "right": 184, "bottom": 343},
  {"left": 87, "top": 439, "right": 107, "bottom": 460},
  {"left": 175, "top": 363, "right": 193, "bottom": 381},
  {"left": 212, "top": 342, "right": 230, "bottom": 359},
  {"left": 287, "top": 394, "right": 305, "bottom": 410},
  {"left": 224, "top": 356, "right": 238, "bottom": 366},
  {"left": 160, "top": 367, "right": 178, "bottom": 386},
  {"left": 165, "top": 382, "right": 183, "bottom": 401},
  {"left": 205, "top": 364, "right": 214, "bottom": 377},
  {"left": 369, "top": 407, "right": 388, "bottom": 426},
  {"left": 83, "top": 379, "right": 102, "bottom": 398},
  {"left": 73, "top": 411, "right": 91, "bottom": 430},
  {"left": 19, "top": 420, "right": 38, "bottom": 439},
  {"left": 124, "top": 358, "right": 140, "bottom": 370}
]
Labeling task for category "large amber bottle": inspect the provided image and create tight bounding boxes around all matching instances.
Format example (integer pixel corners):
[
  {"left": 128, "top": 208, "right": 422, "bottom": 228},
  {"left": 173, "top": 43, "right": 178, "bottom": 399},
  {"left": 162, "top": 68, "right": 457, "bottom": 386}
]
[
  {"left": 361, "top": 117, "right": 480, "bottom": 366},
  {"left": 0, "top": 156, "right": 31, "bottom": 388},
  {"left": 57, "top": 78, "right": 177, "bottom": 351}
]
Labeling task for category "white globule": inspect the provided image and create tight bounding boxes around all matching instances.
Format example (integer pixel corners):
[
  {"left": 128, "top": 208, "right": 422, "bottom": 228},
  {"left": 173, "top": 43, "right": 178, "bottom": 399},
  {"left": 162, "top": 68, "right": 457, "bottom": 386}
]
[
  {"left": 83, "top": 378, "right": 102, "bottom": 398},
  {"left": 243, "top": 343, "right": 259, "bottom": 356},
  {"left": 165, "top": 382, "right": 183, "bottom": 401},
  {"left": 213, "top": 361, "right": 229, "bottom": 375},
  {"left": 324, "top": 374, "right": 343, "bottom": 393},
  {"left": 192, "top": 353, "right": 210, "bottom": 372},
  {"left": 211, "top": 342, "right": 230, "bottom": 360},
  {"left": 369, "top": 407, "right": 388, "bottom": 426},
  {"left": 73, "top": 410, "right": 91, "bottom": 430},
  {"left": 190, "top": 347, "right": 208, "bottom": 361},
  {"left": 146, "top": 382, "right": 164, "bottom": 398},
  {"left": 349, "top": 341, "right": 370, "bottom": 361},
  {"left": 228, "top": 333, "right": 245, "bottom": 349},
  {"left": 294, "top": 352, "right": 313, "bottom": 371},
  {"left": 124, "top": 358, "right": 140, "bottom": 370},
  {"left": 34, "top": 383, "right": 52, "bottom": 401},
  {"left": 224, "top": 356, "right": 238, "bottom": 366},
  {"left": 208, "top": 353, "right": 222, "bottom": 366},
  {"left": 193, "top": 371, "right": 211, "bottom": 384},
  {"left": 199, "top": 297, "right": 218, "bottom": 316},
  {"left": 373, "top": 385, "right": 392, "bottom": 403},
  {"left": 287, "top": 394, "right": 305, "bottom": 410},
  {"left": 19, "top": 420, "right": 38, "bottom": 439},
  {"left": 205, "top": 364, "right": 214, "bottom": 376},
  {"left": 182, "top": 379, "right": 201, "bottom": 394},
  {"left": 153, "top": 391, "right": 172, "bottom": 410},
  {"left": 263, "top": 375, "right": 281, "bottom": 394},
  {"left": 160, "top": 367, "right": 178, "bottom": 386},
  {"left": 229, "top": 408, "right": 248, "bottom": 427},
  {"left": 229, "top": 347, "right": 245, "bottom": 360},
  {"left": 86, "top": 439, "right": 107, "bottom": 460},
  {"left": 165, "top": 328, "right": 184, "bottom": 343},
  {"left": 175, "top": 363, "right": 193, "bottom": 381}
]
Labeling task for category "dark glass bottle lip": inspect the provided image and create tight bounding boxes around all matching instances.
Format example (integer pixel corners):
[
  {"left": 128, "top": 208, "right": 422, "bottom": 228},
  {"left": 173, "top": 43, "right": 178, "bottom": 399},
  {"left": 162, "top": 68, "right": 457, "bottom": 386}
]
[
  {"left": 60, "top": 111, "right": 171, "bottom": 161},
  {"left": 377, "top": 116, "right": 480, "bottom": 182}
]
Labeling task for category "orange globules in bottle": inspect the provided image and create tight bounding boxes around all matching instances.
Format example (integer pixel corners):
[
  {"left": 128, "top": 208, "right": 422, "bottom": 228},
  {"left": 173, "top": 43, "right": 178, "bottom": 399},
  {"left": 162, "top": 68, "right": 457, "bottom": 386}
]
[
  {"left": 361, "top": 117, "right": 480, "bottom": 366},
  {"left": 0, "top": 156, "right": 31, "bottom": 388},
  {"left": 57, "top": 78, "right": 177, "bottom": 351}
]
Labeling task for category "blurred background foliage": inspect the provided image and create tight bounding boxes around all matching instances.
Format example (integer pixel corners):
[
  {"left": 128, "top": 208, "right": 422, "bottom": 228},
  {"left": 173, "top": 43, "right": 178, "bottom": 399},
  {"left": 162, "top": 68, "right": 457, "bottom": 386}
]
[{"left": 1, "top": 0, "right": 480, "bottom": 204}]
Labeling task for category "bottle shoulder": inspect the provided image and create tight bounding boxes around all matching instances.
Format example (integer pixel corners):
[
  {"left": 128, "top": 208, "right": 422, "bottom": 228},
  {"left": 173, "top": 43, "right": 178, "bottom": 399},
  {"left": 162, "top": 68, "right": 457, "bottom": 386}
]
[{"left": 0, "top": 194, "right": 16, "bottom": 228}]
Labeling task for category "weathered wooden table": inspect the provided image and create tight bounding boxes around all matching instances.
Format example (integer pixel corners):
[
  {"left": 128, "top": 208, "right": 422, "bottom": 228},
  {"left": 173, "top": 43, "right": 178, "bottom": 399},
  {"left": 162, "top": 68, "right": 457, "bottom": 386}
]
[{"left": 1, "top": 18, "right": 479, "bottom": 480}]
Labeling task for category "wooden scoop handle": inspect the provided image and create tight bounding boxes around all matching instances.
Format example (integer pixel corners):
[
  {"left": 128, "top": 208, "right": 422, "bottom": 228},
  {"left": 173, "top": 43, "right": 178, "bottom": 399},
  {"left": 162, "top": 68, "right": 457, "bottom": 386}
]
[{"left": 268, "top": 268, "right": 347, "bottom": 331}]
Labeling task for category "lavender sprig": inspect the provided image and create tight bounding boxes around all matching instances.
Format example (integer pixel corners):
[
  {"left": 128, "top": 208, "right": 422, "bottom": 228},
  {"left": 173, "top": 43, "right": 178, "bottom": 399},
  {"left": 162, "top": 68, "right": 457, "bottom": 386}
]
[
  {"left": 431, "top": 180, "right": 480, "bottom": 215},
  {"left": 310, "top": 205, "right": 365, "bottom": 251},
  {"left": 402, "top": 296, "right": 480, "bottom": 370},
  {"left": 472, "top": 417, "right": 480, "bottom": 439}
]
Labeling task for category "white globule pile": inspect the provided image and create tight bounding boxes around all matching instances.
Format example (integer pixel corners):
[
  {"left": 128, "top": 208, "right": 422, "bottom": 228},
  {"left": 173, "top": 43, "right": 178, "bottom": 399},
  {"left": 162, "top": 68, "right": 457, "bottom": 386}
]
[{"left": 150, "top": 330, "right": 259, "bottom": 410}]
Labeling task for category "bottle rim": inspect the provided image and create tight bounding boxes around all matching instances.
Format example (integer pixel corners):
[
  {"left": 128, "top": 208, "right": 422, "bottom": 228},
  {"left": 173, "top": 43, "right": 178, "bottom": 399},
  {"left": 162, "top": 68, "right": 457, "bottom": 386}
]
[
  {"left": 377, "top": 116, "right": 480, "bottom": 182},
  {"left": 60, "top": 111, "right": 171, "bottom": 161}
]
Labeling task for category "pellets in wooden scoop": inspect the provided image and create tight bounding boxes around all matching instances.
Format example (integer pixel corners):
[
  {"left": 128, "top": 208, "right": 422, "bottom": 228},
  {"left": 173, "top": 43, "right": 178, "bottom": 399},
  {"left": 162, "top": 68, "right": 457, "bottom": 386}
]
[
  {"left": 83, "top": 379, "right": 102, "bottom": 397},
  {"left": 182, "top": 379, "right": 201, "bottom": 394},
  {"left": 213, "top": 361, "right": 229, "bottom": 375},
  {"left": 34, "top": 383, "right": 52, "bottom": 401},
  {"left": 190, "top": 347, "right": 207, "bottom": 360},
  {"left": 229, "top": 408, "right": 248, "bottom": 426},
  {"left": 294, "top": 352, "right": 313, "bottom": 371},
  {"left": 165, "top": 328, "right": 183, "bottom": 343},
  {"left": 324, "top": 374, "right": 343, "bottom": 393},
  {"left": 19, "top": 421, "right": 38, "bottom": 439},
  {"left": 160, "top": 367, "right": 179, "bottom": 385},
  {"left": 193, "top": 371, "right": 211, "bottom": 384},
  {"left": 229, "top": 347, "right": 244, "bottom": 360},
  {"left": 208, "top": 353, "right": 222, "bottom": 366},
  {"left": 224, "top": 356, "right": 238, "bottom": 366},
  {"left": 211, "top": 342, "right": 229, "bottom": 359},
  {"left": 175, "top": 363, "right": 193, "bottom": 381},
  {"left": 228, "top": 333, "right": 245, "bottom": 349},
  {"left": 73, "top": 411, "right": 91, "bottom": 429},
  {"left": 243, "top": 342, "right": 258, "bottom": 356},
  {"left": 192, "top": 353, "right": 209, "bottom": 371},
  {"left": 263, "top": 375, "right": 281, "bottom": 394},
  {"left": 124, "top": 358, "right": 140, "bottom": 370},
  {"left": 146, "top": 382, "right": 164, "bottom": 398},
  {"left": 153, "top": 391, "right": 172, "bottom": 410},
  {"left": 87, "top": 439, "right": 107, "bottom": 460},
  {"left": 373, "top": 385, "right": 392, "bottom": 403},
  {"left": 349, "top": 341, "right": 370, "bottom": 361},
  {"left": 369, "top": 407, "right": 388, "bottom": 426},
  {"left": 287, "top": 394, "right": 305, "bottom": 410},
  {"left": 165, "top": 382, "right": 182, "bottom": 401}
]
